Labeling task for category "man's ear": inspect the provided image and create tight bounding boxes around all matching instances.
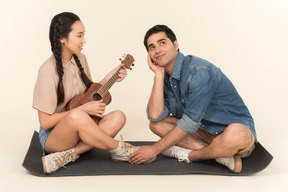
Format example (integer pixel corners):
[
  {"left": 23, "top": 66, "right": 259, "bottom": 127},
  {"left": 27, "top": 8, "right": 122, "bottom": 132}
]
[{"left": 173, "top": 40, "right": 179, "bottom": 51}]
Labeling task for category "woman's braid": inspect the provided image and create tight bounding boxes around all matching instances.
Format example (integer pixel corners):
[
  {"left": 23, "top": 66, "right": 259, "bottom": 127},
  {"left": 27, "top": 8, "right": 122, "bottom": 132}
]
[
  {"left": 73, "top": 54, "right": 92, "bottom": 88},
  {"left": 50, "top": 20, "right": 65, "bottom": 105}
]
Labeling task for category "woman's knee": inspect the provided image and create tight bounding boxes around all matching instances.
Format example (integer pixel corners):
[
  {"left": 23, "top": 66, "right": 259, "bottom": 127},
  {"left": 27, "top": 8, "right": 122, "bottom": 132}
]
[
  {"left": 115, "top": 110, "right": 126, "bottom": 124},
  {"left": 108, "top": 110, "right": 126, "bottom": 127},
  {"left": 65, "top": 109, "right": 91, "bottom": 126}
]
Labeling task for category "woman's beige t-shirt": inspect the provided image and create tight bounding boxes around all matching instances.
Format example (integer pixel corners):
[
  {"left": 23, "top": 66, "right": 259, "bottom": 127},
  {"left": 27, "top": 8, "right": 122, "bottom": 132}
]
[{"left": 32, "top": 53, "right": 92, "bottom": 114}]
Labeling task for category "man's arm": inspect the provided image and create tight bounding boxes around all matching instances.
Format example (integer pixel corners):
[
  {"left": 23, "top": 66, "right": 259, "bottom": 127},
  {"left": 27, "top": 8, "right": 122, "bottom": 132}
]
[
  {"left": 148, "top": 71, "right": 165, "bottom": 119},
  {"left": 129, "top": 125, "right": 189, "bottom": 164},
  {"left": 129, "top": 55, "right": 189, "bottom": 164},
  {"left": 147, "top": 55, "right": 165, "bottom": 119}
]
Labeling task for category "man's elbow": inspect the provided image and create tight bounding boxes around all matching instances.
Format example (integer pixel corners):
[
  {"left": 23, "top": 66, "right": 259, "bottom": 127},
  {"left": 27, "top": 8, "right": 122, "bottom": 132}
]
[{"left": 149, "top": 111, "right": 162, "bottom": 120}]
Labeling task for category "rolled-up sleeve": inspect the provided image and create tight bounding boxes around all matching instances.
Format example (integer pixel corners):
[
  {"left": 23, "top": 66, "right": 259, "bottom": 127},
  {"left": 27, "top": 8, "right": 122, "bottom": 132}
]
[
  {"left": 146, "top": 105, "right": 170, "bottom": 122},
  {"left": 177, "top": 114, "right": 201, "bottom": 133}
]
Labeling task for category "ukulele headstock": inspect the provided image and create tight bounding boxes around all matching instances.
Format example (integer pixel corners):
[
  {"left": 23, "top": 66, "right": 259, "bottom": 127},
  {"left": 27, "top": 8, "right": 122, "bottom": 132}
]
[{"left": 120, "top": 54, "right": 135, "bottom": 70}]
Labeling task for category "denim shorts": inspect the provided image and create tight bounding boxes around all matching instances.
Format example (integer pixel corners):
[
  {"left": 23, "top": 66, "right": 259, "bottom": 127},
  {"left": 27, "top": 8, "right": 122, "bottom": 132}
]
[{"left": 39, "top": 126, "right": 54, "bottom": 155}]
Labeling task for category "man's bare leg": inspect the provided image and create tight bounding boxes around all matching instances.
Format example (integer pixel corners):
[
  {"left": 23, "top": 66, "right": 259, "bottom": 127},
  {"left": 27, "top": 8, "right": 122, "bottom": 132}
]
[
  {"left": 150, "top": 117, "right": 253, "bottom": 160},
  {"left": 149, "top": 116, "right": 207, "bottom": 150},
  {"left": 188, "top": 123, "right": 253, "bottom": 161}
]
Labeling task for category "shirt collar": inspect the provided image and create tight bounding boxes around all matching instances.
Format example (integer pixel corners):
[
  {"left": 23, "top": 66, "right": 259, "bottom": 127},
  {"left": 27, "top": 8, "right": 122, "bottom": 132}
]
[
  {"left": 62, "top": 56, "right": 77, "bottom": 69},
  {"left": 170, "top": 52, "right": 184, "bottom": 80}
]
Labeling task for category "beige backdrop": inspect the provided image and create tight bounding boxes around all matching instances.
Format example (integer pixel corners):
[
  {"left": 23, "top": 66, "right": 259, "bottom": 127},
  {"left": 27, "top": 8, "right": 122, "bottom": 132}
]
[{"left": 1, "top": 0, "right": 287, "bottom": 191}]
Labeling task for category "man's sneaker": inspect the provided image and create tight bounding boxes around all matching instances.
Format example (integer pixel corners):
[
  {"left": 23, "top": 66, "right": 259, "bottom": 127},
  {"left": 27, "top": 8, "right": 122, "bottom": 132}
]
[
  {"left": 110, "top": 135, "right": 156, "bottom": 164},
  {"left": 42, "top": 148, "right": 79, "bottom": 174},
  {"left": 215, "top": 155, "right": 242, "bottom": 173},
  {"left": 161, "top": 145, "right": 192, "bottom": 163}
]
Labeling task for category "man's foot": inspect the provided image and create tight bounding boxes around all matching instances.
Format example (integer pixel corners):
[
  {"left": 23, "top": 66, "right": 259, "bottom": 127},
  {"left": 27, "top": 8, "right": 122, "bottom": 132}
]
[
  {"left": 161, "top": 145, "right": 192, "bottom": 163},
  {"left": 110, "top": 135, "right": 156, "bottom": 164},
  {"left": 215, "top": 155, "right": 242, "bottom": 173},
  {"left": 42, "top": 148, "right": 79, "bottom": 174}
]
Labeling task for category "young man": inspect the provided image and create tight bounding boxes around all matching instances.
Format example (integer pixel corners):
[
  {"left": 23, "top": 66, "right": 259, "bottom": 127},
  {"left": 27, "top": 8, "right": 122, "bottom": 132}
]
[{"left": 129, "top": 25, "right": 256, "bottom": 173}]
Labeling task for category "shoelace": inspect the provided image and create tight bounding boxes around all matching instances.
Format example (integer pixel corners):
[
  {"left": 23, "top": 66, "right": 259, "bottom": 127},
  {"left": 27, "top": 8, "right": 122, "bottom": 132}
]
[
  {"left": 120, "top": 135, "right": 138, "bottom": 156},
  {"left": 52, "top": 151, "right": 78, "bottom": 169}
]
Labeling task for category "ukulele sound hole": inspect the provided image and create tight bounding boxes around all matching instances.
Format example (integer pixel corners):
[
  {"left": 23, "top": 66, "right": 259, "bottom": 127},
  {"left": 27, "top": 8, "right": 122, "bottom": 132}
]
[{"left": 92, "top": 93, "right": 102, "bottom": 101}]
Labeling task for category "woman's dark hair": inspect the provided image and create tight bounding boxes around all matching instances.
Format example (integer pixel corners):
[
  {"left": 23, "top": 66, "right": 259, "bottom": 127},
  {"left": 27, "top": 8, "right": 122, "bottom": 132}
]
[
  {"left": 143, "top": 25, "right": 177, "bottom": 51},
  {"left": 49, "top": 12, "right": 92, "bottom": 105}
]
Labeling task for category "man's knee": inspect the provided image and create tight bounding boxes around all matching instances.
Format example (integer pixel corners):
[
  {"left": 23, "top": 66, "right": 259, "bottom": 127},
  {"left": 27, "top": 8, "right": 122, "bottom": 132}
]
[
  {"left": 149, "top": 117, "right": 178, "bottom": 136},
  {"left": 223, "top": 123, "right": 252, "bottom": 147},
  {"left": 149, "top": 121, "right": 159, "bottom": 134}
]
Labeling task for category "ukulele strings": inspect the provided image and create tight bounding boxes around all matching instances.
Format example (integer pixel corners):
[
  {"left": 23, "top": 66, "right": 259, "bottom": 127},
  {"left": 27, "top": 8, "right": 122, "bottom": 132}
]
[{"left": 97, "top": 67, "right": 122, "bottom": 98}]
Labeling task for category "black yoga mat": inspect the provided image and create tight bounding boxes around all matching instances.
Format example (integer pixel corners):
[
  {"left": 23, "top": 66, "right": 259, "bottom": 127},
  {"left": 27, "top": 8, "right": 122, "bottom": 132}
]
[{"left": 22, "top": 131, "right": 273, "bottom": 176}]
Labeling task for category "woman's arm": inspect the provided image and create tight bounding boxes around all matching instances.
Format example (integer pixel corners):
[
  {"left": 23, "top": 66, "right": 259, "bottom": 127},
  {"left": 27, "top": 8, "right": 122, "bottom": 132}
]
[
  {"left": 38, "top": 110, "right": 68, "bottom": 130},
  {"left": 99, "top": 64, "right": 127, "bottom": 85}
]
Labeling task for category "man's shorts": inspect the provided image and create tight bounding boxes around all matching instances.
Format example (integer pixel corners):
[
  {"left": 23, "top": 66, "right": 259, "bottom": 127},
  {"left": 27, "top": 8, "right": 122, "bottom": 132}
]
[{"left": 192, "top": 128, "right": 255, "bottom": 158}]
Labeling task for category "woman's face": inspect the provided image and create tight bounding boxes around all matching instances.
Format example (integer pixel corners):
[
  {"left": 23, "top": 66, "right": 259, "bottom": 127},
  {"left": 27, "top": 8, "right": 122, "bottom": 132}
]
[{"left": 61, "top": 20, "right": 86, "bottom": 59}]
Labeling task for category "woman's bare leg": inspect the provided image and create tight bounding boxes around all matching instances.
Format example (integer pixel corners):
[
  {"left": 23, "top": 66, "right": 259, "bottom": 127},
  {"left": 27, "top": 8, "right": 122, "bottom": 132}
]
[
  {"left": 73, "top": 110, "right": 126, "bottom": 154},
  {"left": 44, "top": 109, "right": 126, "bottom": 155}
]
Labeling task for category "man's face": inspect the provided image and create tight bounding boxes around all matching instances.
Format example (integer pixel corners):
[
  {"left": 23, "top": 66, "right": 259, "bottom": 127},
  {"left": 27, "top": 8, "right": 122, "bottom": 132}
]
[{"left": 147, "top": 32, "right": 179, "bottom": 68}]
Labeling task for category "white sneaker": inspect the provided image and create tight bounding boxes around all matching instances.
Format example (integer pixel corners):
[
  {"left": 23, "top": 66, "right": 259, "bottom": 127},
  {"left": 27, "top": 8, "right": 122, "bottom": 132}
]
[
  {"left": 215, "top": 155, "right": 242, "bottom": 173},
  {"left": 42, "top": 148, "right": 79, "bottom": 174},
  {"left": 110, "top": 135, "right": 156, "bottom": 164},
  {"left": 161, "top": 145, "right": 192, "bottom": 163}
]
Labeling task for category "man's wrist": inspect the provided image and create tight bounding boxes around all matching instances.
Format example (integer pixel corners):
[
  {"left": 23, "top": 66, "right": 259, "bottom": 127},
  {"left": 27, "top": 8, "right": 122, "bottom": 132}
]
[
  {"left": 152, "top": 139, "right": 169, "bottom": 155},
  {"left": 154, "top": 70, "right": 165, "bottom": 77}
]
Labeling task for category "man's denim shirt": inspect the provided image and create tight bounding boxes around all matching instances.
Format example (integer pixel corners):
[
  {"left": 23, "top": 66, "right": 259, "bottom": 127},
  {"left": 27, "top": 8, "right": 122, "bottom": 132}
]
[{"left": 147, "top": 52, "right": 257, "bottom": 142}]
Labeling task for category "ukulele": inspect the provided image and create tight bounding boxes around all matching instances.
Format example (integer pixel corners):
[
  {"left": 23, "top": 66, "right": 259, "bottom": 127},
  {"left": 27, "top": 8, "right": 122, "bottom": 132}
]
[{"left": 66, "top": 54, "right": 135, "bottom": 124}]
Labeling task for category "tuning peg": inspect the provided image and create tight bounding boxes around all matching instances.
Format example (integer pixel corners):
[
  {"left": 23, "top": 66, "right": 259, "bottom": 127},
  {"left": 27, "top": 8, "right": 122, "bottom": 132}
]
[
  {"left": 130, "top": 68, "right": 132, "bottom": 70},
  {"left": 119, "top": 58, "right": 122, "bottom": 61},
  {"left": 132, "top": 63, "right": 135, "bottom": 66}
]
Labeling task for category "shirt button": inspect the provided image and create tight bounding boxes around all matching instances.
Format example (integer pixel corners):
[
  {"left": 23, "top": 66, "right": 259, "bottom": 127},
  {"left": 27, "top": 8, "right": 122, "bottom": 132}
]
[
  {"left": 216, "top": 132, "right": 219, "bottom": 134},
  {"left": 174, "top": 86, "right": 177, "bottom": 88},
  {"left": 202, "top": 125, "right": 205, "bottom": 128}
]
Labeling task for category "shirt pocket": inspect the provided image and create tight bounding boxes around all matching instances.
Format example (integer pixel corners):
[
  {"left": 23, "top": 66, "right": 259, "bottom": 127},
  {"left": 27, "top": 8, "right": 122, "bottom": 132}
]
[{"left": 164, "top": 93, "right": 183, "bottom": 118}]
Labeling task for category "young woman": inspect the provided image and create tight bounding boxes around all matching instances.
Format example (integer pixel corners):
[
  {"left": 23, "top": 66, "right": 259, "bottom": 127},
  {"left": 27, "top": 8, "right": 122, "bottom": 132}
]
[{"left": 32, "top": 12, "right": 154, "bottom": 174}]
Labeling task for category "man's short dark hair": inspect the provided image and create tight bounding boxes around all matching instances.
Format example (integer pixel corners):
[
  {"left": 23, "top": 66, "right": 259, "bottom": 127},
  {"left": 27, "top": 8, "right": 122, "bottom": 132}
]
[{"left": 144, "top": 25, "right": 177, "bottom": 51}]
